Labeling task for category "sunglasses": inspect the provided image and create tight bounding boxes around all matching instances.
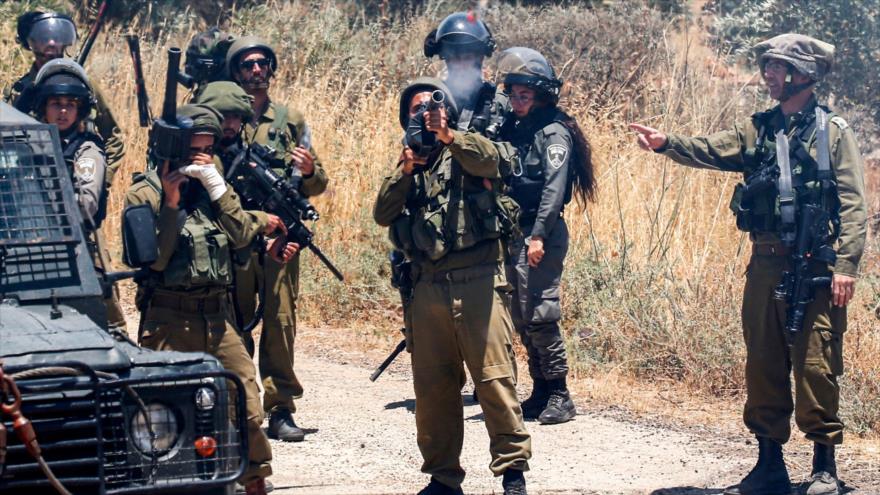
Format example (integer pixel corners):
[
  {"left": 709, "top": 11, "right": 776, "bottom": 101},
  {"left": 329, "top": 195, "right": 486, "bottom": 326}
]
[{"left": 239, "top": 58, "right": 271, "bottom": 70}]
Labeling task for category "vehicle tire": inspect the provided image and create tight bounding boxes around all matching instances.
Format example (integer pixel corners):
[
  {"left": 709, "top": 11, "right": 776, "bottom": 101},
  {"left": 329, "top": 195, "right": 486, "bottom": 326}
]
[{"left": 191, "top": 485, "right": 234, "bottom": 495}]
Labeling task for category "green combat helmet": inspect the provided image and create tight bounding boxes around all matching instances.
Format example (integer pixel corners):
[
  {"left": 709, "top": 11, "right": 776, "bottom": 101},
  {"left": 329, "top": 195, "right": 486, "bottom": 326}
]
[
  {"left": 754, "top": 33, "right": 835, "bottom": 100},
  {"left": 176, "top": 104, "right": 223, "bottom": 139},
  {"left": 225, "top": 36, "right": 278, "bottom": 90},
  {"left": 497, "top": 47, "right": 563, "bottom": 104},
  {"left": 185, "top": 27, "right": 236, "bottom": 87},
  {"left": 193, "top": 81, "right": 254, "bottom": 120}
]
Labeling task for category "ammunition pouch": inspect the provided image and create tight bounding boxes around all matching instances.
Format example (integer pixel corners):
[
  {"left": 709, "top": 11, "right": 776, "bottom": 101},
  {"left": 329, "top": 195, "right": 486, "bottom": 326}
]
[
  {"left": 389, "top": 213, "right": 416, "bottom": 258},
  {"left": 412, "top": 203, "right": 451, "bottom": 261},
  {"left": 163, "top": 220, "right": 233, "bottom": 288}
]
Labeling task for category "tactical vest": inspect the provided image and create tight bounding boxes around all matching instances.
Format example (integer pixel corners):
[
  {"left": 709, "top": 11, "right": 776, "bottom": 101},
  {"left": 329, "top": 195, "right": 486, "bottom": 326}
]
[
  {"left": 503, "top": 109, "right": 575, "bottom": 223},
  {"left": 457, "top": 81, "right": 507, "bottom": 139},
  {"left": 729, "top": 105, "right": 840, "bottom": 236},
  {"left": 63, "top": 131, "right": 108, "bottom": 228},
  {"left": 137, "top": 170, "right": 233, "bottom": 289},
  {"left": 390, "top": 148, "right": 519, "bottom": 261}
]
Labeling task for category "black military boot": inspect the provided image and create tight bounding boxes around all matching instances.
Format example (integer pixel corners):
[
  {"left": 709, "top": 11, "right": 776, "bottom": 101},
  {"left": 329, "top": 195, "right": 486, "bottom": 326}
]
[
  {"left": 723, "top": 437, "right": 791, "bottom": 495},
  {"left": 502, "top": 469, "right": 527, "bottom": 495},
  {"left": 520, "top": 377, "right": 550, "bottom": 420},
  {"left": 267, "top": 408, "right": 305, "bottom": 442},
  {"left": 537, "top": 378, "right": 576, "bottom": 425},
  {"left": 806, "top": 443, "right": 840, "bottom": 495},
  {"left": 417, "top": 477, "right": 464, "bottom": 495}
]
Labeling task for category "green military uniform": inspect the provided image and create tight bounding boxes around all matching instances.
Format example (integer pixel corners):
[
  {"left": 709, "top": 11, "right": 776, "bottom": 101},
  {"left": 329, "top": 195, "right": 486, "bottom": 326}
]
[
  {"left": 4, "top": 64, "right": 126, "bottom": 182},
  {"left": 124, "top": 106, "right": 273, "bottom": 484},
  {"left": 233, "top": 101, "right": 328, "bottom": 415},
  {"left": 659, "top": 93, "right": 866, "bottom": 446},
  {"left": 374, "top": 125, "right": 532, "bottom": 489}
]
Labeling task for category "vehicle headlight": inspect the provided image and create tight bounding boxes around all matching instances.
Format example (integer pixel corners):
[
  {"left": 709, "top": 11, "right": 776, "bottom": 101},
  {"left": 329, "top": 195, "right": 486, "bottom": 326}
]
[
  {"left": 195, "top": 387, "right": 216, "bottom": 411},
  {"left": 130, "top": 402, "right": 181, "bottom": 455}
]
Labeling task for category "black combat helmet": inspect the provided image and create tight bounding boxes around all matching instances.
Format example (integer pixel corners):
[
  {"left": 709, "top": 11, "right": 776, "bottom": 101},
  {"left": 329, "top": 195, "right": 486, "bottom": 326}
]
[
  {"left": 16, "top": 11, "right": 77, "bottom": 53},
  {"left": 225, "top": 36, "right": 278, "bottom": 77},
  {"left": 499, "top": 47, "right": 563, "bottom": 104},
  {"left": 424, "top": 11, "right": 496, "bottom": 59},
  {"left": 185, "top": 27, "right": 236, "bottom": 86},
  {"left": 33, "top": 58, "right": 95, "bottom": 117}
]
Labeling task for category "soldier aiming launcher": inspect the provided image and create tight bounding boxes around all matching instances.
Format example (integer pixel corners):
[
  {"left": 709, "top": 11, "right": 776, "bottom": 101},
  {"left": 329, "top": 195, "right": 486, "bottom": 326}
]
[
  {"left": 147, "top": 47, "right": 196, "bottom": 167},
  {"left": 226, "top": 143, "right": 344, "bottom": 282},
  {"left": 404, "top": 89, "right": 445, "bottom": 159}
]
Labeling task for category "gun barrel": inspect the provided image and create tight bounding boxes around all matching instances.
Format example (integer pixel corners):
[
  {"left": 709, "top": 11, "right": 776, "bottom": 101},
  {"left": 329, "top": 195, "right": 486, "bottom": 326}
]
[
  {"left": 126, "top": 35, "right": 151, "bottom": 128},
  {"left": 430, "top": 90, "right": 445, "bottom": 109},
  {"left": 307, "top": 244, "right": 344, "bottom": 281},
  {"left": 162, "top": 48, "right": 182, "bottom": 123},
  {"left": 370, "top": 339, "right": 407, "bottom": 382},
  {"left": 76, "top": 0, "right": 112, "bottom": 66}
]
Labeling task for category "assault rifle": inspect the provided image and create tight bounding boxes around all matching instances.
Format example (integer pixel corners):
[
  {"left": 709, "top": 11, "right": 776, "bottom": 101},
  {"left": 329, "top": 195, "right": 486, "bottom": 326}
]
[
  {"left": 404, "top": 90, "right": 446, "bottom": 159},
  {"left": 226, "top": 143, "right": 344, "bottom": 281},
  {"left": 772, "top": 109, "right": 840, "bottom": 346},
  {"left": 370, "top": 250, "right": 411, "bottom": 382}
]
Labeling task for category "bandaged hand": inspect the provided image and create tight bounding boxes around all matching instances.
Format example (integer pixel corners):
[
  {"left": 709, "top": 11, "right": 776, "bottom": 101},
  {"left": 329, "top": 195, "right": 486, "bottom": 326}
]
[{"left": 179, "top": 164, "right": 228, "bottom": 201}]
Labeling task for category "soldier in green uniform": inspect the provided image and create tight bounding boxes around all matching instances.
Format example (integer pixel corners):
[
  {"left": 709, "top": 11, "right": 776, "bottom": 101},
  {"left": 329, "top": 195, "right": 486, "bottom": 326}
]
[
  {"left": 496, "top": 48, "right": 597, "bottom": 425},
  {"left": 631, "top": 34, "right": 867, "bottom": 495},
  {"left": 374, "top": 78, "right": 532, "bottom": 495},
  {"left": 124, "top": 104, "right": 296, "bottom": 495},
  {"left": 31, "top": 58, "right": 126, "bottom": 331},
  {"left": 225, "top": 36, "right": 329, "bottom": 442},
  {"left": 5, "top": 11, "right": 126, "bottom": 183}
]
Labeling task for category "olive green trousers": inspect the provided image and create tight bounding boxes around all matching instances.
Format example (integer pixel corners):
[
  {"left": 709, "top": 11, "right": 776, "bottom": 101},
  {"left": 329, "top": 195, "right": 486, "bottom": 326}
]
[
  {"left": 410, "top": 264, "right": 531, "bottom": 489},
  {"left": 233, "top": 251, "right": 303, "bottom": 414},
  {"left": 139, "top": 295, "right": 273, "bottom": 483},
  {"left": 742, "top": 254, "right": 846, "bottom": 446}
]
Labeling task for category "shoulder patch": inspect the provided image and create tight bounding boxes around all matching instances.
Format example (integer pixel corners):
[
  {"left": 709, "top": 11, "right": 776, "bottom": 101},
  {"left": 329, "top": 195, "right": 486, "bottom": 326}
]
[
  {"left": 75, "top": 157, "right": 97, "bottom": 182},
  {"left": 546, "top": 143, "right": 569, "bottom": 169},
  {"left": 830, "top": 116, "right": 849, "bottom": 131}
]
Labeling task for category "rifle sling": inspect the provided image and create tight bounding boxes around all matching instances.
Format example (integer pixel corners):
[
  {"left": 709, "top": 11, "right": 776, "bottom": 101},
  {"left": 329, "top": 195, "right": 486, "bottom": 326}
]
[{"left": 775, "top": 130, "right": 796, "bottom": 245}]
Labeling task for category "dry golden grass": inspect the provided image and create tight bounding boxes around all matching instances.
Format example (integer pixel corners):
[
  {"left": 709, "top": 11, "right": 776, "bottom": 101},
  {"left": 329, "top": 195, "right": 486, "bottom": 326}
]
[{"left": 2, "top": 1, "right": 877, "bottom": 436}]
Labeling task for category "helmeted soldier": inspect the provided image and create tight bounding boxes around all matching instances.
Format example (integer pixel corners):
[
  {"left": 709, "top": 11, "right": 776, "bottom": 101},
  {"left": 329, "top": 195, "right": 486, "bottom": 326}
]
[
  {"left": 631, "top": 34, "right": 867, "bottom": 495},
  {"left": 497, "top": 47, "right": 597, "bottom": 425},
  {"left": 5, "top": 10, "right": 126, "bottom": 183},
  {"left": 225, "top": 35, "right": 329, "bottom": 442},
  {"left": 424, "top": 11, "right": 506, "bottom": 137},
  {"left": 184, "top": 28, "right": 237, "bottom": 99},
  {"left": 374, "top": 77, "right": 532, "bottom": 495},
  {"left": 31, "top": 58, "right": 127, "bottom": 332},
  {"left": 124, "top": 104, "right": 296, "bottom": 495}
]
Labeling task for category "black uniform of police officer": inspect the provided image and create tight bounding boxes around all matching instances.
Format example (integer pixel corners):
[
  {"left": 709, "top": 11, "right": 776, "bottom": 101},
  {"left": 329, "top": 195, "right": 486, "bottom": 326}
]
[{"left": 498, "top": 48, "right": 597, "bottom": 425}]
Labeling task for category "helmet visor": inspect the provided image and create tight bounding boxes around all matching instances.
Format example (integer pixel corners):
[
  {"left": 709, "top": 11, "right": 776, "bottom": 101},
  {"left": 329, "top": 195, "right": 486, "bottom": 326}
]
[{"left": 27, "top": 17, "right": 77, "bottom": 54}]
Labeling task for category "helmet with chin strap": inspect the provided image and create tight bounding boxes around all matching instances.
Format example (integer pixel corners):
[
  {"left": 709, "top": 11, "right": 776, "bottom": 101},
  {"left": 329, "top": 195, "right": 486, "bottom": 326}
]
[
  {"left": 33, "top": 58, "right": 95, "bottom": 118},
  {"left": 498, "top": 47, "right": 562, "bottom": 104},
  {"left": 424, "top": 11, "right": 496, "bottom": 60}
]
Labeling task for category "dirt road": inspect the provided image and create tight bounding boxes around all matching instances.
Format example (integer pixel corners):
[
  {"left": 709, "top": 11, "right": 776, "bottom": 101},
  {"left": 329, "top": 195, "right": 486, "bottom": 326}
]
[{"left": 261, "top": 347, "right": 756, "bottom": 495}]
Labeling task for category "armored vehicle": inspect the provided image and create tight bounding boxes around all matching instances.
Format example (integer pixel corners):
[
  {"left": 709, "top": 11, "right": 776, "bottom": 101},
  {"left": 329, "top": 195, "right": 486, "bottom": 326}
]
[{"left": 0, "top": 103, "right": 245, "bottom": 495}]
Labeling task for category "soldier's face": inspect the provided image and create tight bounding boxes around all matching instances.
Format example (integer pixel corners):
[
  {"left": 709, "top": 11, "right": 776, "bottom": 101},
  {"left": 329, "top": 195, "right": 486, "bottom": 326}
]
[
  {"left": 443, "top": 51, "right": 484, "bottom": 74},
  {"left": 508, "top": 85, "right": 537, "bottom": 118},
  {"left": 761, "top": 60, "right": 789, "bottom": 100},
  {"left": 236, "top": 50, "right": 272, "bottom": 90},
  {"left": 188, "top": 134, "right": 215, "bottom": 163},
  {"left": 44, "top": 96, "right": 79, "bottom": 132},
  {"left": 31, "top": 41, "right": 65, "bottom": 68},
  {"left": 221, "top": 113, "right": 243, "bottom": 143},
  {"left": 408, "top": 92, "right": 433, "bottom": 118}
]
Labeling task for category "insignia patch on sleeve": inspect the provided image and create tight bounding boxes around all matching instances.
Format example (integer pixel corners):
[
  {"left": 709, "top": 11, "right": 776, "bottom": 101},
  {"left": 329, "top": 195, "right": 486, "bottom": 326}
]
[
  {"left": 75, "top": 158, "right": 96, "bottom": 182},
  {"left": 547, "top": 144, "right": 569, "bottom": 169}
]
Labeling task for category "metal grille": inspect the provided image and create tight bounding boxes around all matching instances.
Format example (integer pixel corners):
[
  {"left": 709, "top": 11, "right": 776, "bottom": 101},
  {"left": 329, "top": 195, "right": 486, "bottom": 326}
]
[
  {"left": 0, "top": 126, "right": 78, "bottom": 246},
  {"left": 0, "top": 123, "right": 100, "bottom": 299},
  {"left": 0, "top": 364, "right": 246, "bottom": 494}
]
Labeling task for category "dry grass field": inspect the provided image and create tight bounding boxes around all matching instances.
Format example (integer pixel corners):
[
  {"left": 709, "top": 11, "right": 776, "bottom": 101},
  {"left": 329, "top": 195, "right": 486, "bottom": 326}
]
[{"left": 2, "top": 0, "right": 877, "bottom": 437}]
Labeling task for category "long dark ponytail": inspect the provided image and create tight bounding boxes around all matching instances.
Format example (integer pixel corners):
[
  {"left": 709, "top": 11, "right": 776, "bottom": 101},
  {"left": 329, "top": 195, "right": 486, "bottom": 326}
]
[{"left": 557, "top": 109, "right": 597, "bottom": 206}]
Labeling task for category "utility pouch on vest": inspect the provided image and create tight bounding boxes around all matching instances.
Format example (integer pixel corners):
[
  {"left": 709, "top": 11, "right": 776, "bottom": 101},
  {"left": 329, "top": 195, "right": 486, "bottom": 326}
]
[
  {"left": 412, "top": 205, "right": 450, "bottom": 261},
  {"left": 468, "top": 189, "right": 503, "bottom": 241},
  {"left": 389, "top": 213, "right": 416, "bottom": 257},
  {"left": 164, "top": 223, "right": 233, "bottom": 288}
]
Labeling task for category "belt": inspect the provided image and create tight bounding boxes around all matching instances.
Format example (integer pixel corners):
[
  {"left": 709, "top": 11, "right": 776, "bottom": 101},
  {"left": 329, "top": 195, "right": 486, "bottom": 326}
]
[
  {"left": 150, "top": 292, "right": 225, "bottom": 313},
  {"left": 752, "top": 243, "right": 791, "bottom": 256},
  {"left": 428, "top": 263, "right": 498, "bottom": 283}
]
